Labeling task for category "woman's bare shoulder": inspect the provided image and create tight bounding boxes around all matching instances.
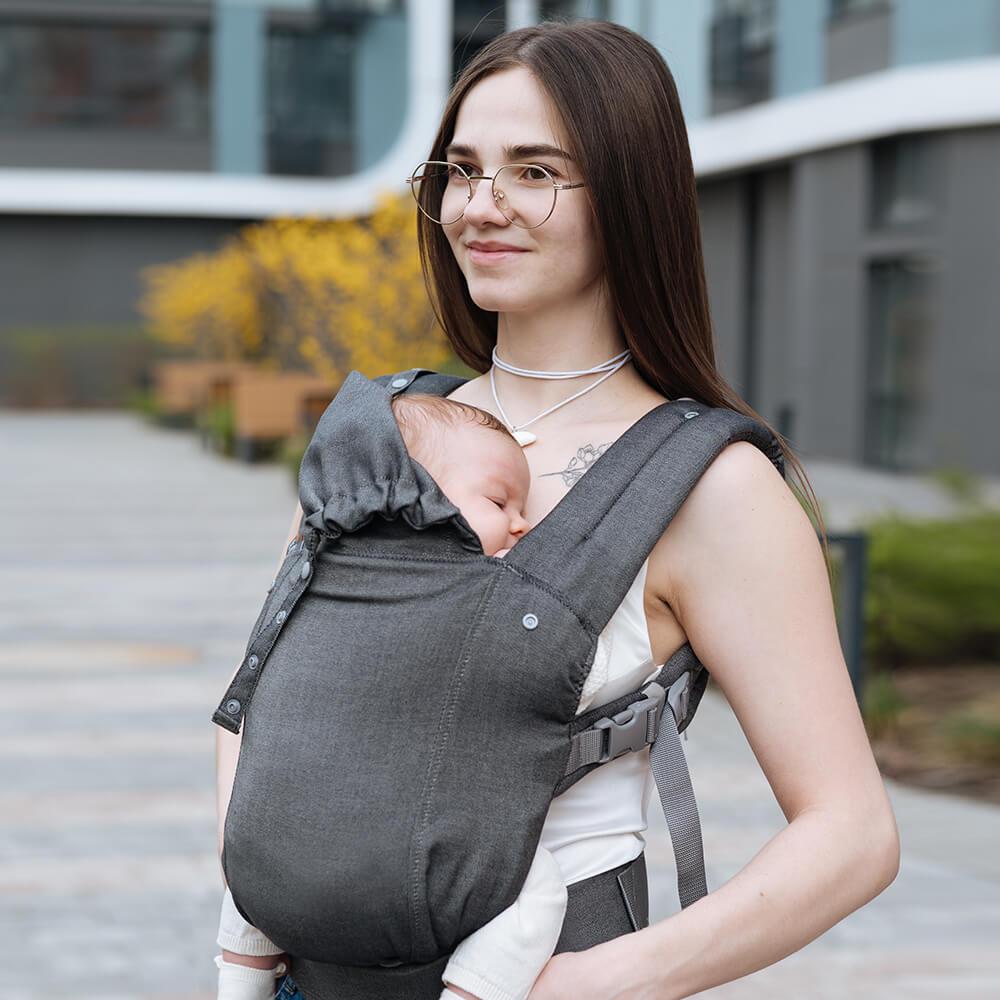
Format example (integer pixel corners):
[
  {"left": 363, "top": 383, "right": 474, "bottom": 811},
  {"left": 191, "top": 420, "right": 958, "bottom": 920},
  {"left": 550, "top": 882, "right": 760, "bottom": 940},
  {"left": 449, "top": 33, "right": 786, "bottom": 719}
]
[{"left": 646, "top": 439, "right": 795, "bottom": 610}]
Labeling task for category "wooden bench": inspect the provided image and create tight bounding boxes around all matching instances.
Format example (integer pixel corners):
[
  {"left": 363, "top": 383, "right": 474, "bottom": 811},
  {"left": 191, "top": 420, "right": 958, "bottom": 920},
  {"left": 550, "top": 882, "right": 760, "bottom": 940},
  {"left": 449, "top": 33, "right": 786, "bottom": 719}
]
[{"left": 230, "top": 369, "right": 337, "bottom": 461}]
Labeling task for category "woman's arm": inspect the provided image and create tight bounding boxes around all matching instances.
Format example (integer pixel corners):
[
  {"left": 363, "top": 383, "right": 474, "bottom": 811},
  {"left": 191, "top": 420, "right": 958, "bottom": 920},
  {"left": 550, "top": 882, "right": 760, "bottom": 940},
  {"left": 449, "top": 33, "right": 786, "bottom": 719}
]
[
  {"left": 216, "top": 499, "right": 304, "bottom": 970},
  {"left": 532, "top": 442, "right": 900, "bottom": 1000}
]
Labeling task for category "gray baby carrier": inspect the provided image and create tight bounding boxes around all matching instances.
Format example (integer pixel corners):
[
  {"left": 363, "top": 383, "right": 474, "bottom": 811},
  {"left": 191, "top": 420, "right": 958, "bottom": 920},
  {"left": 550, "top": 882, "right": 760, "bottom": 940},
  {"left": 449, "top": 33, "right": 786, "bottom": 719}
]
[{"left": 212, "top": 367, "right": 785, "bottom": 997}]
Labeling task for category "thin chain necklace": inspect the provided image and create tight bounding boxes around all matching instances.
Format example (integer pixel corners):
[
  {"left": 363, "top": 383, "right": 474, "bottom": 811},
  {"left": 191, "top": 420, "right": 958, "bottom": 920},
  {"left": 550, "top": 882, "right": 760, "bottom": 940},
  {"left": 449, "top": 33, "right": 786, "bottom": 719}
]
[{"left": 488, "top": 344, "right": 633, "bottom": 447}]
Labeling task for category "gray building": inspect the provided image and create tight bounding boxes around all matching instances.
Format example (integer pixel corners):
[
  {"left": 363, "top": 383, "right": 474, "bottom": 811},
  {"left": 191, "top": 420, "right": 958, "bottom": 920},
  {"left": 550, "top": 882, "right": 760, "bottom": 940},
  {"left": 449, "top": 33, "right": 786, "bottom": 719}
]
[{"left": 2, "top": 0, "right": 998, "bottom": 473}]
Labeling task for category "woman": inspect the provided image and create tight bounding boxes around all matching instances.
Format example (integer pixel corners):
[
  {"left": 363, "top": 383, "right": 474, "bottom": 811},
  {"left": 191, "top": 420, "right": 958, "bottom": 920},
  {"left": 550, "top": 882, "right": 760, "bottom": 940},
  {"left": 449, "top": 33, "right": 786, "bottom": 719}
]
[{"left": 216, "top": 19, "right": 899, "bottom": 1000}]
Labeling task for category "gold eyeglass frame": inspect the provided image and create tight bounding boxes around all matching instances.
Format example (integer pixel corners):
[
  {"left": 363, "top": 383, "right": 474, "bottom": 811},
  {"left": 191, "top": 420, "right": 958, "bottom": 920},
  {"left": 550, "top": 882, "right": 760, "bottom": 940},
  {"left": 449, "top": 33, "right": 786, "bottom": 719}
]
[{"left": 405, "top": 159, "right": 587, "bottom": 229}]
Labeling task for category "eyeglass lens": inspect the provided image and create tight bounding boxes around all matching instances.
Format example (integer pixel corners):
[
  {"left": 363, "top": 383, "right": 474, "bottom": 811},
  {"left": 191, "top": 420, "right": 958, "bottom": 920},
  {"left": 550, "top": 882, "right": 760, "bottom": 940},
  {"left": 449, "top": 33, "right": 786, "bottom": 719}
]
[{"left": 409, "top": 162, "right": 556, "bottom": 229}]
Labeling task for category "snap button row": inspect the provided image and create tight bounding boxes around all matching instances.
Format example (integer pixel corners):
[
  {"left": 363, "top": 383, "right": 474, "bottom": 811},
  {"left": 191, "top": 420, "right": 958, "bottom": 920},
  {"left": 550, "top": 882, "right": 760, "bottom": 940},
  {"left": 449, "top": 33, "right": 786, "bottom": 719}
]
[
  {"left": 683, "top": 411, "right": 699, "bottom": 419},
  {"left": 275, "top": 610, "right": 287, "bottom": 625},
  {"left": 226, "top": 699, "right": 241, "bottom": 715},
  {"left": 522, "top": 613, "right": 539, "bottom": 630},
  {"left": 390, "top": 377, "right": 409, "bottom": 388},
  {"left": 247, "top": 654, "right": 259, "bottom": 670},
  {"left": 300, "top": 560, "right": 311, "bottom": 579}
]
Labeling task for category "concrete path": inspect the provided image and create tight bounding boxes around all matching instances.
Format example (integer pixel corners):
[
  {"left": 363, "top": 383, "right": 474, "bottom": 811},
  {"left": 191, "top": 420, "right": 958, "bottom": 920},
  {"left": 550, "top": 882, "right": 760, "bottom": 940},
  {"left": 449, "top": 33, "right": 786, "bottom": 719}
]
[{"left": 1, "top": 410, "right": 998, "bottom": 998}]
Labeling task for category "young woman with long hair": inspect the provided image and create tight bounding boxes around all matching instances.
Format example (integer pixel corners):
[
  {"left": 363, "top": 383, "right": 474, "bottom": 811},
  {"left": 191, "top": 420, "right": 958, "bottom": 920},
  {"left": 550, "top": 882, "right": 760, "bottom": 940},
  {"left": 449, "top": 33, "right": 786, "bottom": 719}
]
[{"left": 215, "top": 19, "right": 899, "bottom": 1000}]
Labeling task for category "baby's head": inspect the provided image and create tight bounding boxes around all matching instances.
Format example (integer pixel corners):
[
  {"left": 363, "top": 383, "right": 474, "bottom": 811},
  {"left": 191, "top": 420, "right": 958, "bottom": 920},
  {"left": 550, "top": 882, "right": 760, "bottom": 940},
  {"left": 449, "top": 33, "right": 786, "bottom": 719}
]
[{"left": 390, "top": 393, "right": 531, "bottom": 557}]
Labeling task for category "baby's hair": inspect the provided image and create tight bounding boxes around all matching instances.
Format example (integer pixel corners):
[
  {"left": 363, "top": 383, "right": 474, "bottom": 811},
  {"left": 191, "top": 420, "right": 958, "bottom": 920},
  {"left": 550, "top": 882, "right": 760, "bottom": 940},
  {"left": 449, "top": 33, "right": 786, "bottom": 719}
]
[{"left": 390, "top": 393, "right": 517, "bottom": 469}]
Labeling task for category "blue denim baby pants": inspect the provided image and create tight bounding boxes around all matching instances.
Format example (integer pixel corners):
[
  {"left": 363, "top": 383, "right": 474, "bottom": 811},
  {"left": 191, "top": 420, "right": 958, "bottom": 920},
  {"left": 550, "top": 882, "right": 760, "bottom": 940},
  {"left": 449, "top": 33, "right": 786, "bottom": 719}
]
[{"left": 274, "top": 972, "right": 305, "bottom": 999}]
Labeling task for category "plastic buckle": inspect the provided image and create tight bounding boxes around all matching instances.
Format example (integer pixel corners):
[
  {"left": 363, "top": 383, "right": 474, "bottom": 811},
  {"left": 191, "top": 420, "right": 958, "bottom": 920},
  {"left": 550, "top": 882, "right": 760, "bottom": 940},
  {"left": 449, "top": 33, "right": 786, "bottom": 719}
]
[{"left": 593, "top": 682, "right": 666, "bottom": 762}]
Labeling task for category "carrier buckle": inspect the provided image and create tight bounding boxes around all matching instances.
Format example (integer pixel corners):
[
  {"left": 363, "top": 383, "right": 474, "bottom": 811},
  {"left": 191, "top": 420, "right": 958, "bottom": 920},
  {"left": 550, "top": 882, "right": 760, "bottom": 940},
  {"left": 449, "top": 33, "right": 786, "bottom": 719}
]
[{"left": 593, "top": 682, "right": 666, "bottom": 762}]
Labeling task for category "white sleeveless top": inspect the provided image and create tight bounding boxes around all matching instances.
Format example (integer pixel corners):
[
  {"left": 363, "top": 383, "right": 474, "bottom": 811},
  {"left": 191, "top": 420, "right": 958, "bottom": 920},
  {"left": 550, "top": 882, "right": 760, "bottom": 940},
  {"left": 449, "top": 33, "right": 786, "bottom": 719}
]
[{"left": 537, "top": 555, "right": 660, "bottom": 886}]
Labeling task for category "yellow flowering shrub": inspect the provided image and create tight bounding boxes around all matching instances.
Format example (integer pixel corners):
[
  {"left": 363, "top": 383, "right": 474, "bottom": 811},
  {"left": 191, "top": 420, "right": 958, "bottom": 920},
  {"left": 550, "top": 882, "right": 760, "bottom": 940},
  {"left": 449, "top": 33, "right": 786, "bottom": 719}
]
[
  {"left": 139, "top": 242, "right": 264, "bottom": 362},
  {"left": 139, "top": 191, "right": 454, "bottom": 381}
]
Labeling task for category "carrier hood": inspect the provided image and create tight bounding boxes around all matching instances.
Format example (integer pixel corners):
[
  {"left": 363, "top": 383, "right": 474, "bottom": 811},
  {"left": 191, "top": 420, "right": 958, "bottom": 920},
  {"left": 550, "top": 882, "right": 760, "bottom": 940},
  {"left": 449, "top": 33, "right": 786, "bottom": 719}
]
[{"left": 298, "top": 369, "right": 482, "bottom": 552}]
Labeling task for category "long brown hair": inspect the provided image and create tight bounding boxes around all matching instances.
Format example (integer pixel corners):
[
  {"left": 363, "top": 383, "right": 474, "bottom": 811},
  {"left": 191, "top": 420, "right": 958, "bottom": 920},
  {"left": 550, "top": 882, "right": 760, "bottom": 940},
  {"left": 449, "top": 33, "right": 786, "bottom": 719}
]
[{"left": 414, "top": 19, "right": 830, "bottom": 569}]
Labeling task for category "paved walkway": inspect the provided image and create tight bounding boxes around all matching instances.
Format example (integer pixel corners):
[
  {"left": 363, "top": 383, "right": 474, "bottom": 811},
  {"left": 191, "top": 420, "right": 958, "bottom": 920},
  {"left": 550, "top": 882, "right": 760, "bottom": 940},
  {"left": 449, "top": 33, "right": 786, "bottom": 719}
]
[{"left": 1, "top": 410, "right": 998, "bottom": 998}]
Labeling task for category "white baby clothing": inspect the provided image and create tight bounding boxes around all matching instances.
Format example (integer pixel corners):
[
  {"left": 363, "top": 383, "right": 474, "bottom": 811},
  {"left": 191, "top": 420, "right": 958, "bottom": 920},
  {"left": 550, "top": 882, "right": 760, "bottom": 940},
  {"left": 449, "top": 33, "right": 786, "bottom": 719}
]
[{"left": 218, "top": 556, "right": 660, "bottom": 1000}]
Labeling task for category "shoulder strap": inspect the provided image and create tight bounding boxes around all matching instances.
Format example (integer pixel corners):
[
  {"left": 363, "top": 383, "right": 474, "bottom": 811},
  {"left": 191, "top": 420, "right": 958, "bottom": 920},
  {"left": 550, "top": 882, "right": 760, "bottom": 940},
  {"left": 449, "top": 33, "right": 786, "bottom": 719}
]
[
  {"left": 520, "top": 398, "right": 781, "bottom": 913},
  {"left": 503, "top": 399, "right": 784, "bottom": 631}
]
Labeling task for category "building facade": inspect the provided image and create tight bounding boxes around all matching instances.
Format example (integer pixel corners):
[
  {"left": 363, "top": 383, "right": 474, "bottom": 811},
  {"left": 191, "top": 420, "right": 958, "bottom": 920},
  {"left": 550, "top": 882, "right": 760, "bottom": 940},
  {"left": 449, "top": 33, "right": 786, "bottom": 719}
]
[{"left": 2, "top": 0, "right": 998, "bottom": 473}]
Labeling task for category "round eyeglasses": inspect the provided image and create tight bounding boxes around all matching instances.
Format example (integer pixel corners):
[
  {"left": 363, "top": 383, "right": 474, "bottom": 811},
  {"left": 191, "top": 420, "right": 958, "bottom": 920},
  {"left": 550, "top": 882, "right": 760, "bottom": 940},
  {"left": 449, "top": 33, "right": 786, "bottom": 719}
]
[{"left": 406, "top": 160, "right": 587, "bottom": 229}]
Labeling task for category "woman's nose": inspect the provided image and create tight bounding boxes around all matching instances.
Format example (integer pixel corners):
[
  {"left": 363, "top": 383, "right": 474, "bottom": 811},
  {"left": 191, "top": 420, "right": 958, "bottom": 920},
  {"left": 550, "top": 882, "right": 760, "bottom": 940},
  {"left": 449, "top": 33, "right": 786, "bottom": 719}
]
[{"left": 462, "top": 176, "right": 509, "bottom": 227}]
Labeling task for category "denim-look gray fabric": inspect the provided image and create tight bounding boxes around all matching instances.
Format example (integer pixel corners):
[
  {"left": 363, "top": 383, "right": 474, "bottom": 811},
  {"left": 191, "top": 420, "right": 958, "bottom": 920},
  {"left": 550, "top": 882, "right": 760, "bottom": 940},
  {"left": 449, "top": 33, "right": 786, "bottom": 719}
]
[{"left": 211, "top": 367, "right": 785, "bottom": 980}]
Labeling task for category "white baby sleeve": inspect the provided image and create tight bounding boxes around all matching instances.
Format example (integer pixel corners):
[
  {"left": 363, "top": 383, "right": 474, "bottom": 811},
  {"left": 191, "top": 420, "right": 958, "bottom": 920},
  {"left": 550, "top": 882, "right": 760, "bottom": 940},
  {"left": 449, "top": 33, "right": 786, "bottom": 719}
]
[
  {"left": 216, "top": 885, "right": 285, "bottom": 956},
  {"left": 439, "top": 843, "right": 568, "bottom": 1000}
]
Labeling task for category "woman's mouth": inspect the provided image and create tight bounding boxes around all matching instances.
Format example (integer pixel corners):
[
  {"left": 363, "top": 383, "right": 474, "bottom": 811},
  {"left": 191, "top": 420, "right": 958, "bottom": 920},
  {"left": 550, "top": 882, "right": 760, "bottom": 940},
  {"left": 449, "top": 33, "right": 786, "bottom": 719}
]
[{"left": 467, "top": 247, "right": 528, "bottom": 264}]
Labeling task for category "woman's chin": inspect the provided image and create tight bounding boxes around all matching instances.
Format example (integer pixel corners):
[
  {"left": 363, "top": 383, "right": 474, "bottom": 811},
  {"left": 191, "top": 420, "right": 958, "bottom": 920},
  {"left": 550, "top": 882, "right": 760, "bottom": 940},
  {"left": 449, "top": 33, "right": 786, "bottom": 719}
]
[{"left": 466, "top": 286, "right": 533, "bottom": 313}]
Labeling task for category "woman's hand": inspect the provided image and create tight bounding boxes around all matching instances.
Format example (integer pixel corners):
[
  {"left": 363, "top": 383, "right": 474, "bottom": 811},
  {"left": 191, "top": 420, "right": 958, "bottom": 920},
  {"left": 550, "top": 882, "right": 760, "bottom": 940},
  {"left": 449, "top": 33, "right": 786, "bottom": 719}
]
[{"left": 526, "top": 939, "right": 661, "bottom": 1000}]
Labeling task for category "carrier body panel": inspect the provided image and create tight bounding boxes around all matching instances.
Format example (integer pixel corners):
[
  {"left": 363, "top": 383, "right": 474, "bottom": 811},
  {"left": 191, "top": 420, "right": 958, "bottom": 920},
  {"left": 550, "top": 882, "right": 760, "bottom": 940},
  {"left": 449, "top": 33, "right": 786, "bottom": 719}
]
[{"left": 212, "top": 366, "right": 786, "bottom": 972}]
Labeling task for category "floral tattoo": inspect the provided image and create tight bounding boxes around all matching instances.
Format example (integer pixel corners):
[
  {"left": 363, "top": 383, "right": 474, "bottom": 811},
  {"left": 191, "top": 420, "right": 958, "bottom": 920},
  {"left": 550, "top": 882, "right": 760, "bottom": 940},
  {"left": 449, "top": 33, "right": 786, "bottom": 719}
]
[{"left": 538, "top": 443, "right": 614, "bottom": 488}]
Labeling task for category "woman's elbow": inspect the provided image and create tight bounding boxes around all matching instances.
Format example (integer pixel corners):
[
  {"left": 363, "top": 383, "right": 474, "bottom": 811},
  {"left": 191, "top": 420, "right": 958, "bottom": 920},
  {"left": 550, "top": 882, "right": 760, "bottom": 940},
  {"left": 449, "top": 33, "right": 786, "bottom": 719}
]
[{"left": 866, "top": 810, "right": 901, "bottom": 899}]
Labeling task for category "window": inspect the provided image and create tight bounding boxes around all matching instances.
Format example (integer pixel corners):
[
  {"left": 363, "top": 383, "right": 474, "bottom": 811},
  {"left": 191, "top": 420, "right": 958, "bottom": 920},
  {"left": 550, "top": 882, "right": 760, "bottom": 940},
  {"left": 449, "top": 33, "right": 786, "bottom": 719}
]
[
  {"left": 863, "top": 258, "right": 933, "bottom": 471},
  {"left": 453, "top": 0, "right": 508, "bottom": 82},
  {"left": 709, "top": 0, "right": 776, "bottom": 113},
  {"left": 267, "top": 24, "right": 354, "bottom": 177},
  {"left": 869, "top": 133, "right": 938, "bottom": 229},
  {"left": 0, "top": 19, "right": 211, "bottom": 133},
  {"left": 540, "top": 1, "right": 611, "bottom": 21},
  {"left": 829, "top": 0, "right": 891, "bottom": 21}
]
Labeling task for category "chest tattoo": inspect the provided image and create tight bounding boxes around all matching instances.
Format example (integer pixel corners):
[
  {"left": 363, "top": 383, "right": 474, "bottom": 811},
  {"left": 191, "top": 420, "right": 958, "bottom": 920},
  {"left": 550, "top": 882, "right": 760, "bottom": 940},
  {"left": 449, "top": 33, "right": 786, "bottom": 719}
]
[{"left": 537, "top": 442, "right": 615, "bottom": 488}]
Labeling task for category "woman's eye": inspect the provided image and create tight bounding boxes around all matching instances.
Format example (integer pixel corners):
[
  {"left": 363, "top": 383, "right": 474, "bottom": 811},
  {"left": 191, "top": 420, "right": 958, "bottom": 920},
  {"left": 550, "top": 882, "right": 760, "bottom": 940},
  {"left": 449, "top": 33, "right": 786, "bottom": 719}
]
[{"left": 524, "top": 165, "right": 555, "bottom": 180}]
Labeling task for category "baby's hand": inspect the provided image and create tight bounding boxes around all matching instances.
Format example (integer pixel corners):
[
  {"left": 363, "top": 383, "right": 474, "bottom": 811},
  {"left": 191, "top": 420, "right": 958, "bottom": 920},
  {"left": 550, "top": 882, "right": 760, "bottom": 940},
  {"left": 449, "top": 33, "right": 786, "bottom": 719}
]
[{"left": 215, "top": 953, "right": 287, "bottom": 1000}]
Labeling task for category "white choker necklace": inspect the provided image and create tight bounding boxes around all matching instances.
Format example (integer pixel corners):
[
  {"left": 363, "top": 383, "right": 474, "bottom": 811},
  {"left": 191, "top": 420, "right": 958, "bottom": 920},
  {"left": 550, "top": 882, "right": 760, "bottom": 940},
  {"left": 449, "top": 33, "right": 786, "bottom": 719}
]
[{"left": 489, "top": 345, "right": 633, "bottom": 447}]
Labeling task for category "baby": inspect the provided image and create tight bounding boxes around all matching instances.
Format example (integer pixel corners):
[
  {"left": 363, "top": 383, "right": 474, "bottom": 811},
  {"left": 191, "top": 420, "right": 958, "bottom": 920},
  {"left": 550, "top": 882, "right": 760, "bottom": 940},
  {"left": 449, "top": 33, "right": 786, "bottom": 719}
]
[{"left": 215, "top": 394, "right": 568, "bottom": 1000}]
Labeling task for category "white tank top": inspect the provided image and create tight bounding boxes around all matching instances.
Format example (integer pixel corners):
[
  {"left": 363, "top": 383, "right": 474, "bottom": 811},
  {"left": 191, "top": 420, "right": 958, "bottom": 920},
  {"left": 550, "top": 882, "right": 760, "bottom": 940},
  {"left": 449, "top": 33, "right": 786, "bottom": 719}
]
[{"left": 537, "top": 555, "right": 660, "bottom": 885}]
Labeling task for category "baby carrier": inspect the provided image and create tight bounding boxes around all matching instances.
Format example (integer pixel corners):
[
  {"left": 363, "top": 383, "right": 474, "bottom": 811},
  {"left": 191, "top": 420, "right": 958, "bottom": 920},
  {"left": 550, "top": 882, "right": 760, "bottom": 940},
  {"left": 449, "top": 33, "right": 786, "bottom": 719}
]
[{"left": 212, "top": 367, "right": 785, "bottom": 997}]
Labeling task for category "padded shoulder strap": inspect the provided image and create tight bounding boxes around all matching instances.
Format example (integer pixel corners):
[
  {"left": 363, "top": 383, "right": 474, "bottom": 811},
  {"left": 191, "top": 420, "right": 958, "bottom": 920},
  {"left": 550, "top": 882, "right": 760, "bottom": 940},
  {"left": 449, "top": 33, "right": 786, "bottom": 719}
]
[{"left": 504, "top": 400, "right": 784, "bottom": 635}]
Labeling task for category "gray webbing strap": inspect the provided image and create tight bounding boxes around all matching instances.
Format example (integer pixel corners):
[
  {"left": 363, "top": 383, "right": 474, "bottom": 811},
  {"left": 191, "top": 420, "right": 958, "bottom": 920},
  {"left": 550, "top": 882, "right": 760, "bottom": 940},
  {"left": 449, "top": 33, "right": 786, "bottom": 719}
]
[
  {"left": 564, "top": 682, "right": 708, "bottom": 909},
  {"left": 650, "top": 699, "right": 708, "bottom": 908}
]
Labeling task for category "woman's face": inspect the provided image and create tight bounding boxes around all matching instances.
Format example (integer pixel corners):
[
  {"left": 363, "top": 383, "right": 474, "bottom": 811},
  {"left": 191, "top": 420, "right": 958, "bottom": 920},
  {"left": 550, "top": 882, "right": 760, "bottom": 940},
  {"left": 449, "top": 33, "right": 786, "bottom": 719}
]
[{"left": 442, "top": 66, "right": 601, "bottom": 313}]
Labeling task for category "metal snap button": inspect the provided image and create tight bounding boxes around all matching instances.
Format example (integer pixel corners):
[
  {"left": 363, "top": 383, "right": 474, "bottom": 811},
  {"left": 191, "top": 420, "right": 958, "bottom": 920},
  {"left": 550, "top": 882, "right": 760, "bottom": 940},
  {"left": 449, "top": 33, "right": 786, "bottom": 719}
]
[
  {"left": 275, "top": 610, "right": 287, "bottom": 625},
  {"left": 390, "top": 377, "right": 408, "bottom": 388},
  {"left": 247, "top": 654, "right": 259, "bottom": 670},
  {"left": 300, "top": 560, "right": 311, "bottom": 579},
  {"left": 226, "top": 699, "right": 241, "bottom": 714},
  {"left": 684, "top": 411, "right": 699, "bottom": 419},
  {"left": 522, "top": 613, "right": 539, "bottom": 630}
]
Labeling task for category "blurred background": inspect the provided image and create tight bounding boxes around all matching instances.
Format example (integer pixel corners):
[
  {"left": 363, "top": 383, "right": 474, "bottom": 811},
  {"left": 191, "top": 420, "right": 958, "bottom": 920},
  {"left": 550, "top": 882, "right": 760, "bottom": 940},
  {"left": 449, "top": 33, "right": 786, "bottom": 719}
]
[{"left": 1, "top": 1, "right": 999, "bottom": 997}]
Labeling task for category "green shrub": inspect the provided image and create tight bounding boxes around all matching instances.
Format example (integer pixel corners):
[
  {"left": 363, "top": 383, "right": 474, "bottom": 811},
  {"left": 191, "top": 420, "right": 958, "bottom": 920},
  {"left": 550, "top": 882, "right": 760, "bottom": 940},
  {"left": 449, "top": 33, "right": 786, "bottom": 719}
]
[
  {"left": 197, "top": 400, "right": 236, "bottom": 457},
  {"left": 942, "top": 710, "right": 1000, "bottom": 766},
  {"left": 862, "top": 670, "right": 908, "bottom": 739},
  {"left": 0, "top": 325, "right": 162, "bottom": 407},
  {"left": 279, "top": 432, "right": 309, "bottom": 489},
  {"left": 928, "top": 466, "right": 988, "bottom": 509},
  {"left": 864, "top": 511, "right": 1000, "bottom": 667}
]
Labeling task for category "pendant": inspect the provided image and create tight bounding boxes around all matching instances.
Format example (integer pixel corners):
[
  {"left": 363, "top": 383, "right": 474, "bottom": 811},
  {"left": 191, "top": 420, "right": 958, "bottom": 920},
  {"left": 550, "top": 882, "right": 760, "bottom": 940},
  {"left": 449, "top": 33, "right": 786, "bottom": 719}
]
[{"left": 513, "top": 428, "right": 537, "bottom": 447}]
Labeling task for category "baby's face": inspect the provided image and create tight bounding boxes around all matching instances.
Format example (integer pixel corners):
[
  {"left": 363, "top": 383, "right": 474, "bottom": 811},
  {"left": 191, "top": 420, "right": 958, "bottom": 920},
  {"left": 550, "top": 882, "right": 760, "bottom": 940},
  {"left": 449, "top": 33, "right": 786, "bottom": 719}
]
[{"left": 432, "top": 424, "right": 532, "bottom": 557}]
